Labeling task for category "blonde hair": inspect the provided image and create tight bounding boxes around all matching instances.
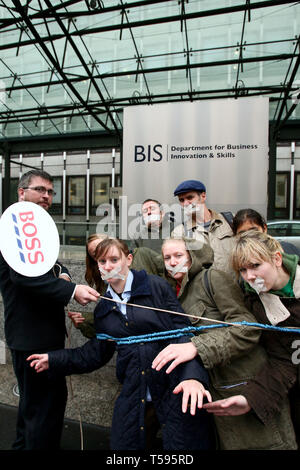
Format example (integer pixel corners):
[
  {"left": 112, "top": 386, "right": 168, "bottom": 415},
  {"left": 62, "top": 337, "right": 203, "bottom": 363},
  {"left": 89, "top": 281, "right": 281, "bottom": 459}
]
[
  {"left": 161, "top": 237, "right": 197, "bottom": 267},
  {"left": 232, "top": 230, "right": 283, "bottom": 274}
]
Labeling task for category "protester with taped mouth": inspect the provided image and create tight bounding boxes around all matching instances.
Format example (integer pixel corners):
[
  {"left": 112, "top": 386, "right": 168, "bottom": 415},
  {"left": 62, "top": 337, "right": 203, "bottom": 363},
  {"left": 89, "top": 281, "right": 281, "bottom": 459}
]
[
  {"left": 171, "top": 179, "right": 236, "bottom": 278},
  {"left": 203, "top": 230, "right": 300, "bottom": 447},
  {"left": 131, "top": 198, "right": 175, "bottom": 253},
  {"left": 0, "top": 169, "right": 100, "bottom": 450},
  {"left": 152, "top": 236, "right": 297, "bottom": 449},
  {"left": 27, "top": 237, "right": 215, "bottom": 451},
  {"left": 68, "top": 233, "right": 165, "bottom": 338}
]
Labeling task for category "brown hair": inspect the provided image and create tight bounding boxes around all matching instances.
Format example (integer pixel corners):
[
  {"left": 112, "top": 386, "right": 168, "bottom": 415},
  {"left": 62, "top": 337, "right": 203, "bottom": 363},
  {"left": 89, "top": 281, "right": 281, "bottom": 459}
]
[
  {"left": 95, "top": 238, "right": 130, "bottom": 261},
  {"left": 142, "top": 199, "right": 161, "bottom": 207},
  {"left": 18, "top": 169, "right": 53, "bottom": 190},
  {"left": 85, "top": 233, "right": 108, "bottom": 293}
]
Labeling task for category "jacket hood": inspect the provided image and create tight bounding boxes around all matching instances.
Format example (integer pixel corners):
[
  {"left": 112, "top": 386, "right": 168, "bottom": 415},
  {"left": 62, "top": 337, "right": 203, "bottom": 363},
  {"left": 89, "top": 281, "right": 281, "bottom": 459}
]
[
  {"left": 96, "top": 269, "right": 151, "bottom": 318},
  {"left": 187, "top": 239, "right": 214, "bottom": 280}
]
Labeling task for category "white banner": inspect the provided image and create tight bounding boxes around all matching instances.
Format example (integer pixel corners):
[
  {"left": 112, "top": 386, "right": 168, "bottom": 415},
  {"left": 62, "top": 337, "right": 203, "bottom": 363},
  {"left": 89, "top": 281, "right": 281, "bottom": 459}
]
[{"left": 121, "top": 97, "right": 269, "bottom": 238}]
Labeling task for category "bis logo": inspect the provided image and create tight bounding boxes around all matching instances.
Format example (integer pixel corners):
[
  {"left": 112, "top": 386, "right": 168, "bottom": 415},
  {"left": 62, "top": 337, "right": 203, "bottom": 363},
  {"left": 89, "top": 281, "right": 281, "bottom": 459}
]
[{"left": 134, "top": 144, "right": 163, "bottom": 162}]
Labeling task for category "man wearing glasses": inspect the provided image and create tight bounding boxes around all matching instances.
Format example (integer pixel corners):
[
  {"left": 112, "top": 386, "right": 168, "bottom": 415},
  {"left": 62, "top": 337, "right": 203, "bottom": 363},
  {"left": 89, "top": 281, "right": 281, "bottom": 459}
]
[
  {"left": 0, "top": 169, "right": 99, "bottom": 450},
  {"left": 19, "top": 174, "right": 56, "bottom": 211}
]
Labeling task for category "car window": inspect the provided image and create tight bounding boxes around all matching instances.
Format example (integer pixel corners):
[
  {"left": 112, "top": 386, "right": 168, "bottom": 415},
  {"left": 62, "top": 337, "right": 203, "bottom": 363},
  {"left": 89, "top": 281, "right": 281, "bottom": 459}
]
[
  {"left": 267, "top": 223, "right": 288, "bottom": 236},
  {"left": 290, "top": 224, "right": 300, "bottom": 236}
]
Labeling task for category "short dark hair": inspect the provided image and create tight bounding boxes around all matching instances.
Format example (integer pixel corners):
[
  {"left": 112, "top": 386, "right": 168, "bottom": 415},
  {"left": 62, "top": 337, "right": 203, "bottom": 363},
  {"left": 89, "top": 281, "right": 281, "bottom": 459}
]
[
  {"left": 18, "top": 169, "right": 53, "bottom": 190},
  {"left": 142, "top": 199, "right": 161, "bottom": 208},
  {"left": 232, "top": 208, "right": 267, "bottom": 235}
]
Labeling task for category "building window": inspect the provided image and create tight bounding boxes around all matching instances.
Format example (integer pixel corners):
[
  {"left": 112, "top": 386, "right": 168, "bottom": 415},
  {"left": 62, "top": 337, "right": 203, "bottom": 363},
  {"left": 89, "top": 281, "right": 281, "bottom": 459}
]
[
  {"left": 91, "top": 175, "right": 111, "bottom": 215},
  {"left": 295, "top": 173, "right": 300, "bottom": 220},
  {"left": 67, "top": 176, "right": 86, "bottom": 215},
  {"left": 49, "top": 177, "right": 62, "bottom": 215},
  {"left": 274, "top": 172, "right": 289, "bottom": 219},
  {"left": 9, "top": 178, "right": 19, "bottom": 205}
]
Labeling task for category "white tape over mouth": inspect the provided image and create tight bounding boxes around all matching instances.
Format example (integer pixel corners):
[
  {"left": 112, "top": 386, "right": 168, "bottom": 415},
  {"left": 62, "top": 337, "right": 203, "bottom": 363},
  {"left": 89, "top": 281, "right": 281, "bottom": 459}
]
[
  {"left": 184, "top": 204, "right": 198, "bottom": 216},
  {"left": 248, "top": 276, "right": 268, "bottom": 294},
  {"left": 99, "top": 265, "right": 126, "bottom": 281},
  {"left": 165, "top": 257, "right": 189, "bottom": 277},
  {"left": 143, "top": 214, "right": 161, "bottom": 225}
]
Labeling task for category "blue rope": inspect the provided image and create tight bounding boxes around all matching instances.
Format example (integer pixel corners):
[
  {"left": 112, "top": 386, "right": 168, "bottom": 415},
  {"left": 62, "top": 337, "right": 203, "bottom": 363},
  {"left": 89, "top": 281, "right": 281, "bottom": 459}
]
[{"left": 96, "top": 320, "right": 300, "bottom": 345}]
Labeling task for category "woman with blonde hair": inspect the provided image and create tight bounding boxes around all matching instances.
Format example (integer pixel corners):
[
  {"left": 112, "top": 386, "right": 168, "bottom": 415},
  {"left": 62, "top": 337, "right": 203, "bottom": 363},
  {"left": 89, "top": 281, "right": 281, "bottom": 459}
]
[
  {"left": 152, "top": 235, "right": 298, "bottom": 449},
  {"left": 204, "top": 230, "right": 300, "bottom": 446}
]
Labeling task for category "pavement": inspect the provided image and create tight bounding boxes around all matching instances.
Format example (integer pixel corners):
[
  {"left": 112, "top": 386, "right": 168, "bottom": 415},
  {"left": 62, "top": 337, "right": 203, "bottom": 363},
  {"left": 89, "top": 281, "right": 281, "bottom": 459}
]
[
  {"left": 0, "top": 360, "right": 118, "bottom": 452},
  {"left": 0, "top": 244, "right": 120, "bottom": 455},
  {"left": 0, "top": 402, "right": 111, "bottom": 451}
]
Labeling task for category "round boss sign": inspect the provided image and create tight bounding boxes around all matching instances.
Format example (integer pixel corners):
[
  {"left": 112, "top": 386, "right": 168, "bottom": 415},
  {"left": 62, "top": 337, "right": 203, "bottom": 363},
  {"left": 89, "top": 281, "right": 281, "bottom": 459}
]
[{"left": 0, "top": 201, "right": 60, "bottom": 277}]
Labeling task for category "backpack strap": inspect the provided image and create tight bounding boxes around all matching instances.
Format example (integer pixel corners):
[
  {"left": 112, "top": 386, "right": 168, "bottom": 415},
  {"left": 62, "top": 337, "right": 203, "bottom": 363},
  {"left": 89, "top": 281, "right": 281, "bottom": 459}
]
[{"left": 203, "top": 268, "right": 214, "bottom": 303}]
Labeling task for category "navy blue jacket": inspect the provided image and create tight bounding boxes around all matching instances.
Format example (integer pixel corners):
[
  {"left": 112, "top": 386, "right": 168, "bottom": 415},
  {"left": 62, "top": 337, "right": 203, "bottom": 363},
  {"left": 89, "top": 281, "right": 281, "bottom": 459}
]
[
  {"left": 49, "top": 270, "right": 214, "bottom": 450},
  {"left": 0, "top": 253, "right": 75, "bottom": 351}
]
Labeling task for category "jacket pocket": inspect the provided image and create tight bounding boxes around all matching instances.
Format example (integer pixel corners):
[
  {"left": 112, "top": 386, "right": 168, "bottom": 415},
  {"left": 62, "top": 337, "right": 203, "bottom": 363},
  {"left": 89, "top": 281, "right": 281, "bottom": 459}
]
[
  {"left": 212, "top": 382, "right": 296, "bottom": 450},
  {"left": 187, "top": 300, "right": 207, "bottom": 325}
]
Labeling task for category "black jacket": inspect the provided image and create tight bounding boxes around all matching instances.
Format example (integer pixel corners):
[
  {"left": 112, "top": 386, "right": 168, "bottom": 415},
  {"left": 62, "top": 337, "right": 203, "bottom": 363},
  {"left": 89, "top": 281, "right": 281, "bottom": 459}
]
[
  {"left": 49, "top": 269, "right": 214, "bottom": 450},
  {"left": 0, "top": 253, "right": 76, "bottom": 351}
]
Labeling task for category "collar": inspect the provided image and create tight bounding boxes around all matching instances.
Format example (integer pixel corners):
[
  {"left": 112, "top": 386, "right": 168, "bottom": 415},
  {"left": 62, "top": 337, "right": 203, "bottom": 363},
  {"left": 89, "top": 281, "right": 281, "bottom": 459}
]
[
  {"left": 107, "top": 270, "right": 133, "bottom": 299},
  {"left": 184, "top": 208, "right": 230, "bottom": 233},
  {"left": 107, "top": 270, "right": 133, "bottom": 316},
  {"left": 244, "top": 261, "right": 300, "bottom": 326},
  {"left": 97, "top": 269, "right": 151, "bottom": 318}
]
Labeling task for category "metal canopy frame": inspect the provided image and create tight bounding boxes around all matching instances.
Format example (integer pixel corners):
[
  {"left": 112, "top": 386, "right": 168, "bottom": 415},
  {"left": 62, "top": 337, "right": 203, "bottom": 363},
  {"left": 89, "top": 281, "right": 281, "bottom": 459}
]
[{"left": 0, "top": 0, "right": 299, "bottom": 142}]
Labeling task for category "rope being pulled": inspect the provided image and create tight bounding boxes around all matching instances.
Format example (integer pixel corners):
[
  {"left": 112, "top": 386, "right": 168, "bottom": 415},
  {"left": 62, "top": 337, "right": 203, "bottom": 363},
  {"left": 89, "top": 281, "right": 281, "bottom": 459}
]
[{"left": 96, "top": 295, "right": 300, "bottom": 345}]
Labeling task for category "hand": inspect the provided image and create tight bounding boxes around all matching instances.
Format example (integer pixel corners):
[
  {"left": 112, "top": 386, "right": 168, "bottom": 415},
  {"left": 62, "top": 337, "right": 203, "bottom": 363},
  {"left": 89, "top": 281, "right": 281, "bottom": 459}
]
[
  {"left": 152, "top": 342, "right": 198, "bottom": 374},
  {"left": 59, "top": 274, "right": 71, "bottom": 282},
  {"left": 173, "top": 379, "right": 212, "bottom": 415},
  {"left": 74, "top": 285, "right": 99, "bottom": 306},
  {"left": 68, "top": 311, "right": 85, "bottom": 327},
  {"left": 27, "top": 353, "right": 49, "bottom": 373},
  {"left": 203, "top": 395, "right": 251, "bottom": 416}
]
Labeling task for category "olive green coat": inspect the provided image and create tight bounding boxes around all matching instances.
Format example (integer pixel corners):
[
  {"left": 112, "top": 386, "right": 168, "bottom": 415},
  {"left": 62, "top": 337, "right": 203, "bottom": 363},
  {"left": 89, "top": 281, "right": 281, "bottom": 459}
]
[
  {"left": 172, "top": 209, "right": 236, "bottom": 279},
  {"left": 170, "top": 241, "right": 297, "bottom": 450}
]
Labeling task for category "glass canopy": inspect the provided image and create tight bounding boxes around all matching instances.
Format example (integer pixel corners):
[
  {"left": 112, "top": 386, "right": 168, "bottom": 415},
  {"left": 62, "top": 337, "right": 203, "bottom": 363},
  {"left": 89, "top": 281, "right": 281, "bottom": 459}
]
[{"left": 0, "top": 0, "right": 299, "bottom": 139}]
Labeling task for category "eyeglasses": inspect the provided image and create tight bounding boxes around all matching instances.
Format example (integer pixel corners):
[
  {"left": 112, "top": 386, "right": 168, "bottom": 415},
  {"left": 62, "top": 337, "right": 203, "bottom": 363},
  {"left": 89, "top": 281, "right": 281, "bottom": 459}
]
[{"left": 23, "top": 186, "right": 56, "bottom": 196}]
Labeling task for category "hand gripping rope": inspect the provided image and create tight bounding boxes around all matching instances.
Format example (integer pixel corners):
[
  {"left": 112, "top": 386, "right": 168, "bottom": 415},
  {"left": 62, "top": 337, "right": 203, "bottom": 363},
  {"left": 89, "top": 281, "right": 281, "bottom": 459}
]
[{"left": 95, "top": 296, "right": 300, "bottom": 345}]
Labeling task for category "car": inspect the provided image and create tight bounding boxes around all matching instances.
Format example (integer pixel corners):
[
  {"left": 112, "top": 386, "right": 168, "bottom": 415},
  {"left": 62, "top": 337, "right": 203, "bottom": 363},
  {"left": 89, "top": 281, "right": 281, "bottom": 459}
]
[{"left": 267, "top": 220, "right": 300, "bottom": 251}]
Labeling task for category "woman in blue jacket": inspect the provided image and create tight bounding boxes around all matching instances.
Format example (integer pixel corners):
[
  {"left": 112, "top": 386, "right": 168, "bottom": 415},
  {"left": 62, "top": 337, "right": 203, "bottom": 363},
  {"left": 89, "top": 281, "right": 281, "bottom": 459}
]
[{"left": 27, "top": 238, "right": 215, "bottom": 450}]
